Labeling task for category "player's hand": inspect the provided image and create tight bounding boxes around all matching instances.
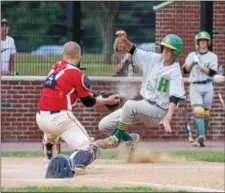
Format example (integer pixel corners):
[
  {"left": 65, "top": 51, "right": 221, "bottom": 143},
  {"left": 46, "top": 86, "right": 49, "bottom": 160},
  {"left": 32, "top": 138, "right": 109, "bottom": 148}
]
[
  {"left": 192, "top": 54, "right": 200, "bottom": 65},
  {"left": 193, "top": 54, "right": 205, "bottom": 68},
  {"left": 159, "top": 118, "right": 171, "bottom": 133},
  {"left": 115, "top": 31, "right": 127, "bottom": 41}
]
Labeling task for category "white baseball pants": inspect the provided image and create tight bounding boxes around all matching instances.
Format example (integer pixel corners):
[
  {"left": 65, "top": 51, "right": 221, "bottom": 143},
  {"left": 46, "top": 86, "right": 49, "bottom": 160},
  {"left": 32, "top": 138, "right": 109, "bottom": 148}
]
[
  {"left": 36, "top": 110, "right": 91, "bottom": 150},
  {"left": 98, "top": 99, "right": 167, "bottom": 134},
  {"left": 190, "top": 83, "right": 214, "bottom": 109}
]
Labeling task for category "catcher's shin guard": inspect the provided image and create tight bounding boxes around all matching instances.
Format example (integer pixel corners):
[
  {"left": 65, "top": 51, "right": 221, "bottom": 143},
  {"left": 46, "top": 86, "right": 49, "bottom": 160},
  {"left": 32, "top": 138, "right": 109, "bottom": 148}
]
[
  {"left": 69, "top": 144, "right": 98, "bottom": 173},
  {"left": 45, "top": 155, "right": 74, "bottom": 178}
]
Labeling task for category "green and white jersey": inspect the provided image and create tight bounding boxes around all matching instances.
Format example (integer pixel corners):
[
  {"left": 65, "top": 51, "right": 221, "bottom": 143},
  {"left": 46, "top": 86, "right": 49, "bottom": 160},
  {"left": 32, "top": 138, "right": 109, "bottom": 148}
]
[
  {"left": 184, "top": 51, "right": 218, "bottom": 83},
  {"left": 133, "top": 48, "right": 185, "bottom": 109}
]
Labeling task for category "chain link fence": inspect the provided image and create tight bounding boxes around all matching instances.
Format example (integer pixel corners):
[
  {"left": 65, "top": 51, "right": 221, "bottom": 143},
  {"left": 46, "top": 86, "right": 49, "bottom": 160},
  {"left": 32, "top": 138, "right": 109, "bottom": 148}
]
[{"left": 1, "top": 1, "right": 158, "bottom": 76}]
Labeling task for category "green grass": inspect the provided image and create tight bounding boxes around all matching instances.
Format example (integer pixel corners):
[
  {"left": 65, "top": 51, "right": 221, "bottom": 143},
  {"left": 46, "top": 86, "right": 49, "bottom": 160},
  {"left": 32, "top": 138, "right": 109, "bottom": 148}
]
[
  {"left": 1, "top": 149, "right": 120, "bottom": 159},
  {"left": 1, "top": 150, "right": 224, "bottom": 162},
  {"left": 171, "top": 151, "right": 225, "bottom": 162},
  {"left": 2, "top": 186, "right": 188, "bottom": 192},
  {"left": 14, "top": 53, "right": 142, "bottom": 76},
  {"left": 14, "top": 53, "right": 111, "bottom": 76}
]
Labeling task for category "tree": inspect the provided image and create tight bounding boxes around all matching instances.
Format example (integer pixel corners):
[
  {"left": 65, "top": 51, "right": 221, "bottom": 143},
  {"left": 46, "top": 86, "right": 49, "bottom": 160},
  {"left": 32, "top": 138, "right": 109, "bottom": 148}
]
[
  {"left": 81, "top": 2, "right": 160, "bottom": 64},
  {"left": 1, "top": 1, "right": 66, "bottom": 51},
  {"left": 83, "top": 2, "right": 121, "bottom": 64}
]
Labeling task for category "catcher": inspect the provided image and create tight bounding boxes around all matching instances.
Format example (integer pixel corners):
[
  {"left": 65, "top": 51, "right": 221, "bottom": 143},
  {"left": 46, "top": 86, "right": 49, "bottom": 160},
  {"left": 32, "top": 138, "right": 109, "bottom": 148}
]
[{"left": 36, "top": 41, "right": 121, "bottom": 178}]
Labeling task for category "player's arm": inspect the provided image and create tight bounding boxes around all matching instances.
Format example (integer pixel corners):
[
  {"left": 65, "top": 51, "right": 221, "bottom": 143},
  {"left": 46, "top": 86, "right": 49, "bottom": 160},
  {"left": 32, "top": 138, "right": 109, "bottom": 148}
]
[
  {"left": 165, "top": 97, "right": 180, "bottom": 122},
  {"left": 199, "top": 55, "right": 218, "bottom": 77},
  {"left": 160, "top": 96, "right": 182, "bottom": 133},
  {"left": 80, "top": 95, "right": 119, "bottom": 108},
  {"left": 182, "top": 62, "right": 193, "bottom": 73},
  {"left": 76, "top": 74, "right": 119, "bottom": 107},
  {"left": 115, "top": 31, "right": 158, "bottom": 71},
  {"left": 199, "top": 67, "right": 216, "bottom": 76},
  {"left": 182, "top": 53, "right": 195, "bottom": 74},
  {"left": 160, "top": 69, "right": 186, "bottom": 132}
]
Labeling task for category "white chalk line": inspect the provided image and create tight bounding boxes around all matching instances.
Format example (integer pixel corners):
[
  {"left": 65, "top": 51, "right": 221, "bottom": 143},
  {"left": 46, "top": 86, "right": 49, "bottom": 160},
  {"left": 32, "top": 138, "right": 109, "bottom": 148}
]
[
  {"left": 85, "top": 178, "right": 225, "bottom": 193},
  {"left": 3, "top": 178, "right": 224, "bottom": 192}
]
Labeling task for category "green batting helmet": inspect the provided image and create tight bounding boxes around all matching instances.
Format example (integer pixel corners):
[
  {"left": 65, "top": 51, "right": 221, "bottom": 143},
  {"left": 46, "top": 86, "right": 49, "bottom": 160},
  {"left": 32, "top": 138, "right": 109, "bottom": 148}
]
[
  {"left": 195, "top": 31, "right": 211, "bottom": 48},
  {"left": 159, "top": 34, "right": 183, "bottom": 57}
]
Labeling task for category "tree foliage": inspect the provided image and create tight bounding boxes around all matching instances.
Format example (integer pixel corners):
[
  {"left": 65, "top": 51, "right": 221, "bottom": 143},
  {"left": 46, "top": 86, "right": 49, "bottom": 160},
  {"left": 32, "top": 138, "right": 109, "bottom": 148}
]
[
  {"left": 1, "top": 1, "right": 161, "bottom": 60},
  {"left": 1, "top": 1, "right": 66, "bottom": 51}
]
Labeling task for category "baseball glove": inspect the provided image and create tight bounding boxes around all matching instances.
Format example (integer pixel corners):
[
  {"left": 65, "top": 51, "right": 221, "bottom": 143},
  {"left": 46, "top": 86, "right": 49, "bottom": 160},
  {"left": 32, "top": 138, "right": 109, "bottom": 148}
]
[{"left": 94, "top": 91, "right": 124, "bottom": 112}]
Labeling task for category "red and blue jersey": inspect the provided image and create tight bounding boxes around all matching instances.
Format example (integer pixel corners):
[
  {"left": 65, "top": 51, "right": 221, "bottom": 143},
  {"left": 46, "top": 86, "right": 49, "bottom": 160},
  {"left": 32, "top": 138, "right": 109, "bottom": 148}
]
[{"left": 38, "top": 60, "right": 91, "bottom": 111}]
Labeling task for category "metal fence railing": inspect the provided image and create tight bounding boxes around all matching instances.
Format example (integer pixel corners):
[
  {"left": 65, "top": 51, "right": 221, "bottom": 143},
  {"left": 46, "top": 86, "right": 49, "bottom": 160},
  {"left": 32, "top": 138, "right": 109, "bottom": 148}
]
[{"left": 1, "top": 1, "right": 158, "bottom": 76}]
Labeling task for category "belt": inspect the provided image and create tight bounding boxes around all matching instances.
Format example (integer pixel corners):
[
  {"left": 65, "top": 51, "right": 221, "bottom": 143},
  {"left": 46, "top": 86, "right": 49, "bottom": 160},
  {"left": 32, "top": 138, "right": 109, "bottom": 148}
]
[
  {"left": 37, "top": 110, "right": 61, "bottom": 114},
  {"left": 192, "top": 79, "right": 212, "bottom": 84},
  {"left": 146, "top": 100, "right": 168, "bottom": 111}
]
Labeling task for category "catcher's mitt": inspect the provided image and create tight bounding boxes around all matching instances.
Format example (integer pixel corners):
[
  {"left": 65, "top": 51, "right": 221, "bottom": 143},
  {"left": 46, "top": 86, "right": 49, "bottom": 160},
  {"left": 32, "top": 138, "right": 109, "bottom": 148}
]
[{"left": 94, "top": 91, "right": 125, "bottom": 112}]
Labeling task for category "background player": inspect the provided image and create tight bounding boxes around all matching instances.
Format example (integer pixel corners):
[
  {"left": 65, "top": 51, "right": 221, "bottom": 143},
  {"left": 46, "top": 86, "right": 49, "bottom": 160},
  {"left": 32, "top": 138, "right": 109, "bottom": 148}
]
[
  {"left": 96, "top": 31, "right": 186, "bottom": 153},
  {"left": 36, "top": 41, "right": 120, "bottom": 176},
  {"left": 182, "top": 31, "right": 218, "bottom": 147}
]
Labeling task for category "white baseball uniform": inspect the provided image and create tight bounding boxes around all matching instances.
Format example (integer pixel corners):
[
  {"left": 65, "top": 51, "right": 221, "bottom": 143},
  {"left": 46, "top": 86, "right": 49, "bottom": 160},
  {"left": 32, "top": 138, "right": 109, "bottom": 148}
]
[
  {"left": 99, "top": 48, "right": 186, "bottom": 133},
  {"left": 1, "top": 36, "right": 16, "bottom": 72},
  {"left": 184, "top": 51, "right": 218, "bottom": 109}
]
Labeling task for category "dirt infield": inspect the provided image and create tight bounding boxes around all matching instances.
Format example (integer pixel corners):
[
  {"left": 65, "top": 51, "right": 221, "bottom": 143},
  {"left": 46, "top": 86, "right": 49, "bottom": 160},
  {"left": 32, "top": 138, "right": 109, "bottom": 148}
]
[{"left": 2, "top": 157, "right": 224, "bottom": 192}]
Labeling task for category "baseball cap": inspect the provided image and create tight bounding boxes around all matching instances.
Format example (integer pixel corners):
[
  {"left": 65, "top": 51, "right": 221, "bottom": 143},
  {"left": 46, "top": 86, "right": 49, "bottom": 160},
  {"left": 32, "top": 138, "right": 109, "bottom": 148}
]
[{"left": 1, "top": 18, "right": 8, "bottom": 26}]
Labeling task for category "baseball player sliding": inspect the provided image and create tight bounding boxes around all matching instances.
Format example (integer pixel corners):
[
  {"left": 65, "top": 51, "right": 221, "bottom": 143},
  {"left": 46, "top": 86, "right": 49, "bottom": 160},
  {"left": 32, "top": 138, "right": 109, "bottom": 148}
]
[
  {"left": 36, "top": 41, "right": 120, "bottom": 178},
  {"left": 182, "top": 31, "right": 218, "bottom": 147},
  {"left": 95, "top": 31, "right": 186, "bottom": 155}
]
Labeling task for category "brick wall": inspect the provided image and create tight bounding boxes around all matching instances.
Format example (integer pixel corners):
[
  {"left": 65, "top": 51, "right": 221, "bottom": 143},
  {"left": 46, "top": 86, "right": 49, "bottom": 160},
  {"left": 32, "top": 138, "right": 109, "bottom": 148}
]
[
  {"left": 213, "top": 1, "right": 225, "bottom": 69},
  {"left": 155, "top": 1, "right": 225, "bottom": 69},
  {"left": 1, "top": 77, "right": 224, "bottom": 142},
  {"left": 155, "top": 1, "right": 200, "bottom": 65}
]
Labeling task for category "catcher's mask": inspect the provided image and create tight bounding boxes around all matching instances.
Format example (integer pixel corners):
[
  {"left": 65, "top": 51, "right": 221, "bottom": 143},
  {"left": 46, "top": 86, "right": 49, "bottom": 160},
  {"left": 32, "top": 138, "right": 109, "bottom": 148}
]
[{"left": 45, "top": 155, "right": 74, "bottom": 178}]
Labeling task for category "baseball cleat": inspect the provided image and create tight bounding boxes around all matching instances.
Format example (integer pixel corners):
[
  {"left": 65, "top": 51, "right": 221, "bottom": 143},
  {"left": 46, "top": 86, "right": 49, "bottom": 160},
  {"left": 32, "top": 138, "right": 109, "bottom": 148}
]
[
  {"left": 192, "top": 135, "right": 205, "bottom": 147},
  {"left": 125, "top": 133, "right": 140, "bottom": 162},
  {"left": 198, "top": 136, "right": 205, "bottom": 147},
  {"left": 95, "top": 136, "right": 119, "bottom": 150}
]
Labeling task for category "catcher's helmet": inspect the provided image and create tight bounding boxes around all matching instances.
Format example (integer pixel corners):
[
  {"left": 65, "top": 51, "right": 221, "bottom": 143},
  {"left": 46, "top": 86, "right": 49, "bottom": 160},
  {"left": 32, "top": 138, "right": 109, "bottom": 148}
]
[
  {"left": 195, "top": 31, "right": 211, "bottom": 48},
  {"left": 159, "top": 34, "right": 183, "bottom": 58},
  {"left": 45, "top": 155, "right": 74, "bottom": 179}
]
